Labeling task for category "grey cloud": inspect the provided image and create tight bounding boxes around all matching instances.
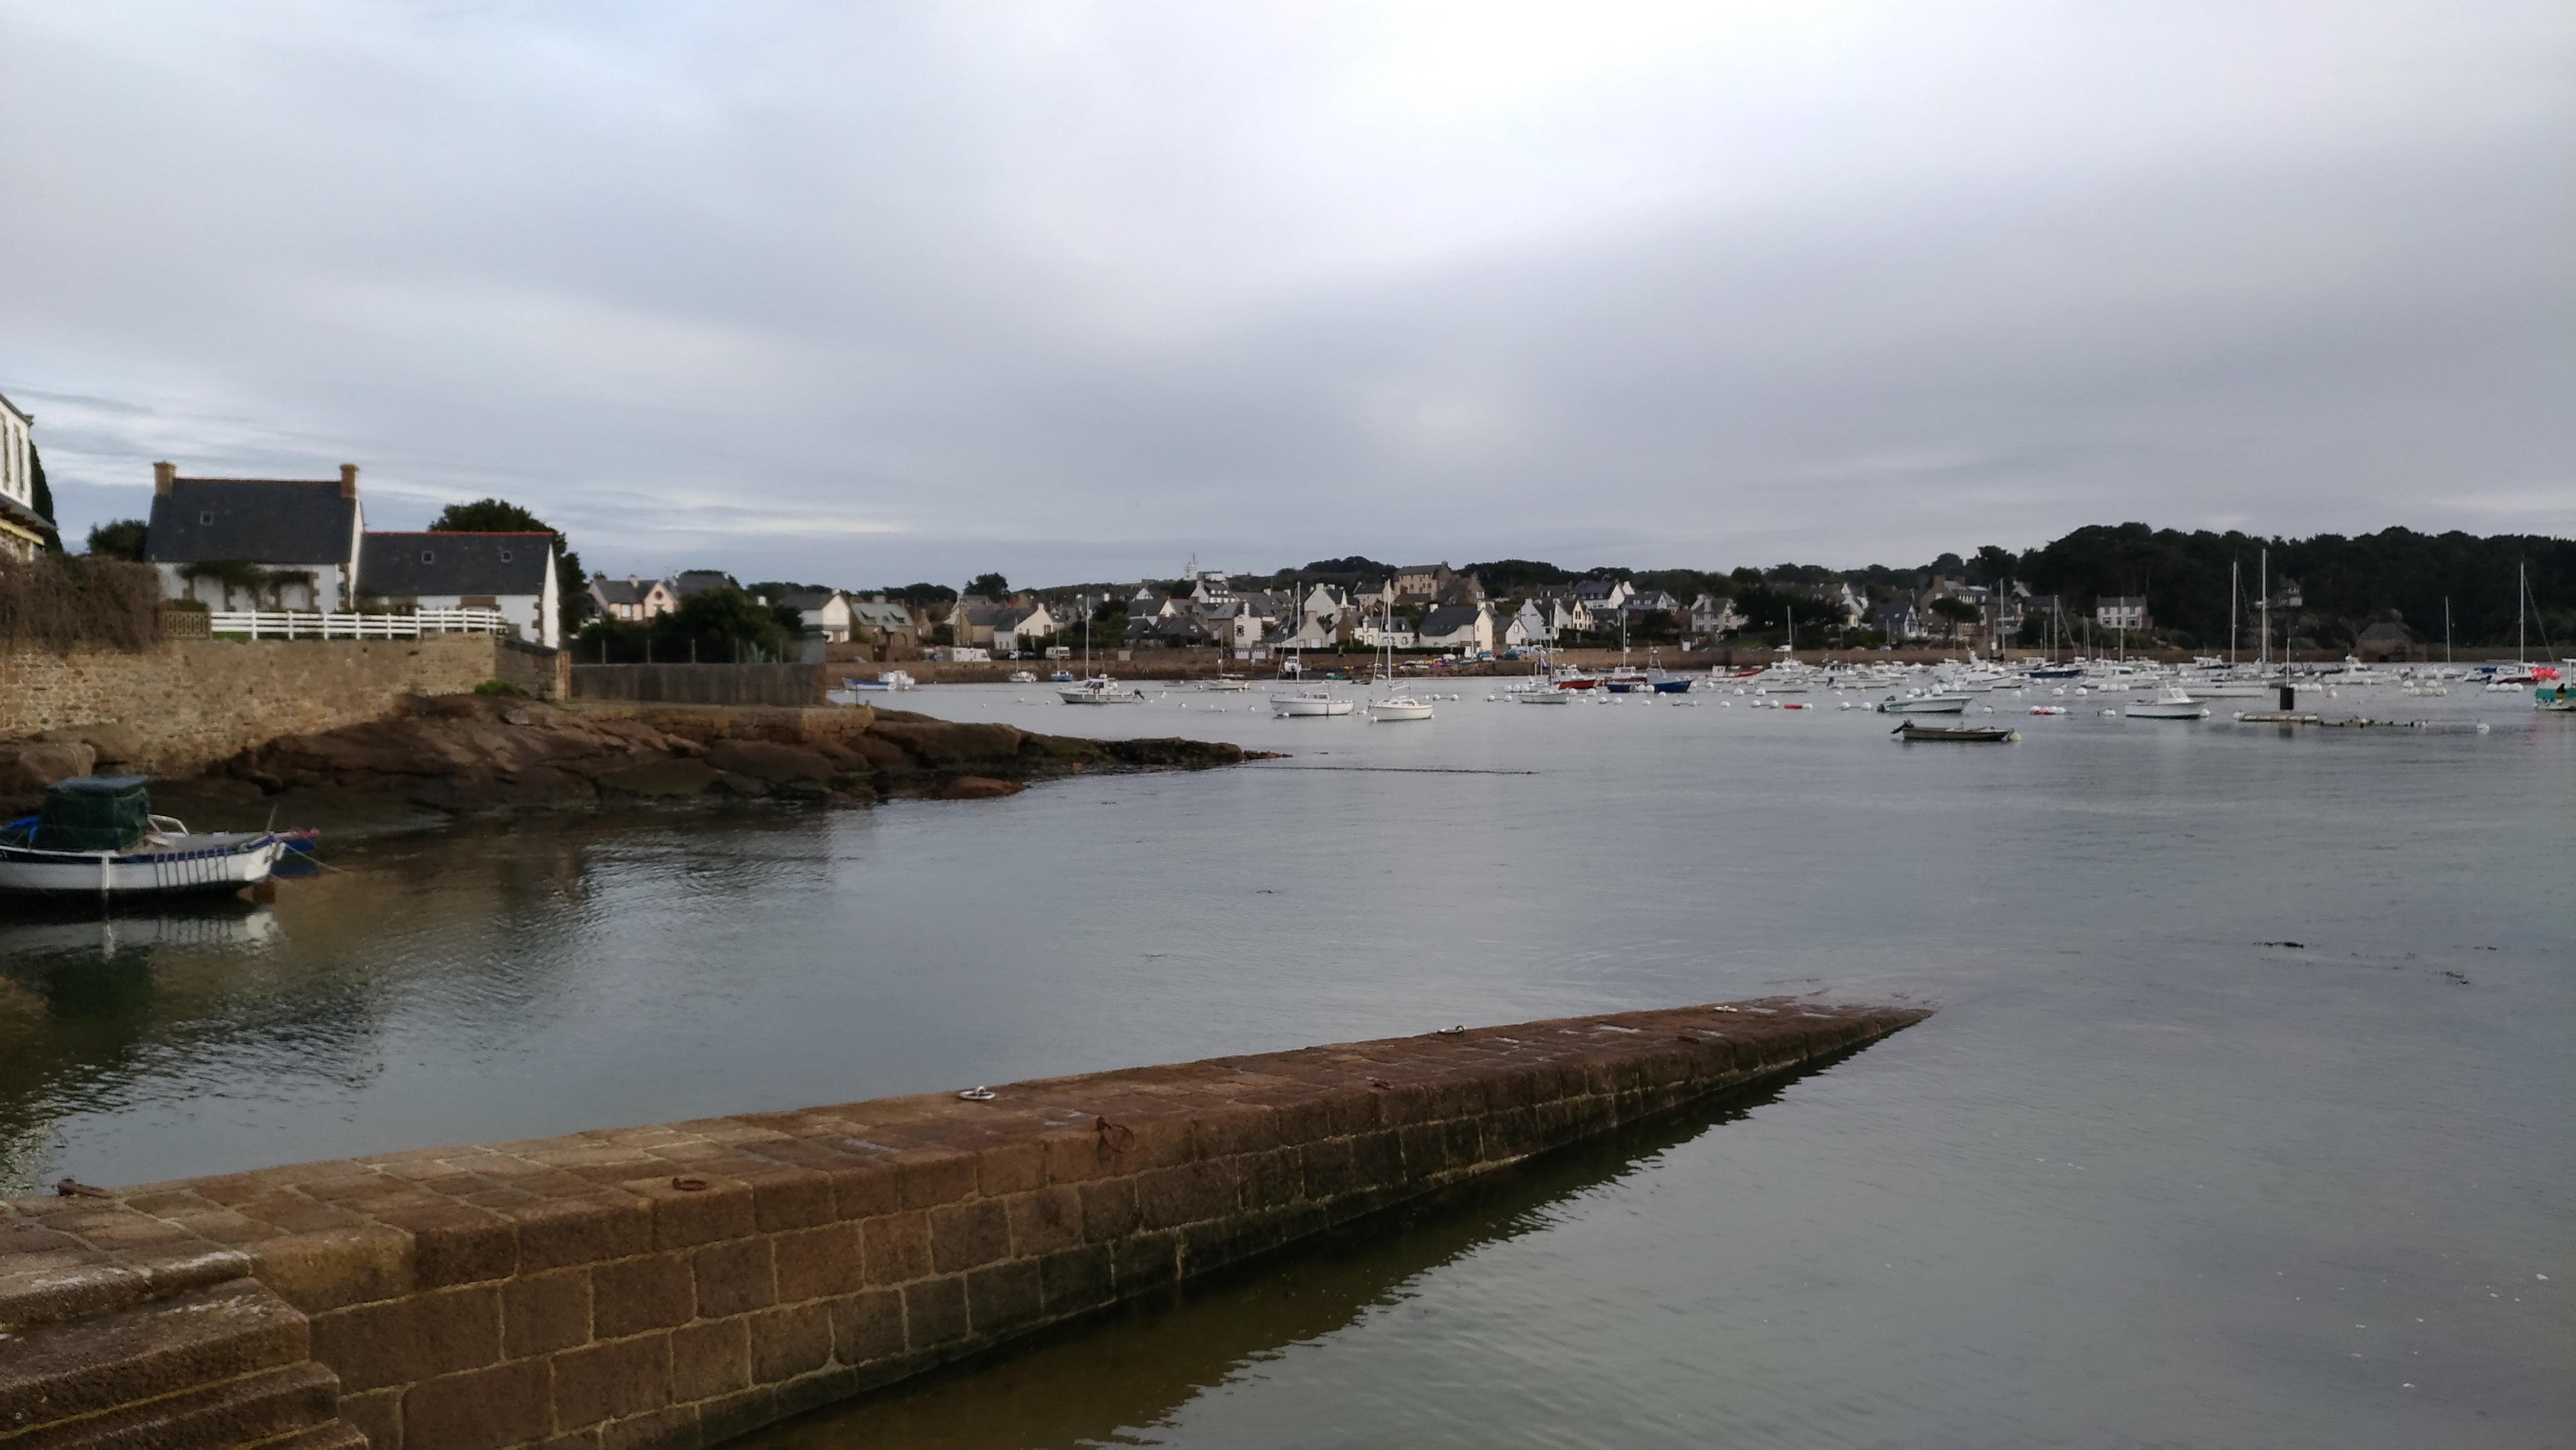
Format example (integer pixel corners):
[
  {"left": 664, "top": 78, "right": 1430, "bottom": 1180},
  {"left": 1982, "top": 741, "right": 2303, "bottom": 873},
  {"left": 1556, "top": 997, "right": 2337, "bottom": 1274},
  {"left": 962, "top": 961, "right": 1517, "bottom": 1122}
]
[{"left": 3, "top": 1, "right": 2567, "bottom": 588}]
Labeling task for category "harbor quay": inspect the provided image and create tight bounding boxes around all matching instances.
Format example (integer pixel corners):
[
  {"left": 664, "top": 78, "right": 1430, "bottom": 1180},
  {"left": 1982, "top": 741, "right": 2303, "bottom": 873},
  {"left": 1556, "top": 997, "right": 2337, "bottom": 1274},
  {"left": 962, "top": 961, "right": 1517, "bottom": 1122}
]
[{"left": 0, "top": 1000, "right": 1925, "bottom": 1449}]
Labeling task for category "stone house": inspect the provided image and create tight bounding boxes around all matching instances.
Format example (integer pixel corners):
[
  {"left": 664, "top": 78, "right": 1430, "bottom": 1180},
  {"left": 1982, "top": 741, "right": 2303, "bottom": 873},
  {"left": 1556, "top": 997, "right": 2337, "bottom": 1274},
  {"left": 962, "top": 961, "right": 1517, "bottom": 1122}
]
[
  {"left": 356, "top": 532, "right": 562, "bottom": 647},
  {"left": 144, "top": 462, "right": 365, "bottom": 611},
  {"left": 1390, "top": 563, "right": 1454, "bottom": 601},
  {"left": 848, "top": 596, "right": 920, "bottom": 648},
  {"left": 590, "top": 574, "right": 676, "bottom": 623},
  {"left": 0, "top": 391, "right": 53, "bottom": 560}
]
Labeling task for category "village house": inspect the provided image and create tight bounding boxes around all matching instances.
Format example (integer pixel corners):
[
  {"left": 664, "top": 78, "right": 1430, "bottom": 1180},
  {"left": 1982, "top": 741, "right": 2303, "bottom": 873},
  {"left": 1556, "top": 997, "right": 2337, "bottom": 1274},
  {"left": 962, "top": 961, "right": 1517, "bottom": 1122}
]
[
  {"left": 848, "top": 595, "right": 921, "bottom": 649},
  {"left": 589, "top": 574, "right": 677, "bottom": 622},
  {"left": 356, "top": 531, "right": 562, "bottom": 647},
  {"left": 1390, "top": 563, "right": 1454, "bottom": 601},
  {"left": 1689, "top": 593, "right": 1746, "bottom": 638},
  {"left": 1570, "top": 577, "right": 1632, "bottom": 615},
  {"left": 143, "top": 462, "right": 365, "bottom": 611},
  {"left": 0, "top": 392, "right": 54, "bottom": 560},
  {"left": 775, "top": 588, "right": 854, "bottom": 643},
  {"left": 671, "top": 570, "right": 739, "bottom": 600},
  {"left": 2094, "top": 595, "right": 2150, "bottom": 633},
  {"left": 992, "top": 600, "right": 1058, "bottom": 655},
  {"left": 1417, "top": 601, "right": 1495, "bottom": 654},
  {"left": 1870, "top": 598, "right": 1928, "bottom": 641}
]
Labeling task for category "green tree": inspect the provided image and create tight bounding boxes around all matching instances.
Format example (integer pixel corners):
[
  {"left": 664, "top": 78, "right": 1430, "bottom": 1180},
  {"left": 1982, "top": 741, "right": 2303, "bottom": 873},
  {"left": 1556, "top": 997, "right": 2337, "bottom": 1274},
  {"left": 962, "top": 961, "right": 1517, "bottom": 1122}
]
[
  {"left": 1928, "top": 595, "right": 1981, "bottom": 640},
  {"left": 966, "top": 571, "right": 1009, "bottom": 600},
  {"left": 428, "top": 498, "right": 591, "bottom": 638},
  {"left": 86, "top": 519, "right": 149, "bottom": 561},
  {"left": 30, "top": 444, "right": 61, "bottom": 552}
]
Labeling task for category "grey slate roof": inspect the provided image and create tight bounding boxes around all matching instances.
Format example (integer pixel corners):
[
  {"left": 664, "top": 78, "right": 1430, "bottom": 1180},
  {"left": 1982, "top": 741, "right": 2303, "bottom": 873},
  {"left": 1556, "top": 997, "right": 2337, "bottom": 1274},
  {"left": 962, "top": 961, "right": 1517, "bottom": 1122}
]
[
  {"left": 593, "top": 577, "right": 666, "bottom": 607},
  {"left": 1419, "top": 604, "right": 1483, "bottom": 636},
  {"left": 0, "top": 494, "right": 55, "bottom": 542},
  {"left": 672, "top": 571, "right": 738, "bottom": 598},
  {"left": 359, "top": 533, "right": 553, "bottom": 597},
  {"left": 775, "top": 589, "right": 843, "bottom": 611},
  {"left": 144, "top": 479, "right": 357, "bottom": 566}
]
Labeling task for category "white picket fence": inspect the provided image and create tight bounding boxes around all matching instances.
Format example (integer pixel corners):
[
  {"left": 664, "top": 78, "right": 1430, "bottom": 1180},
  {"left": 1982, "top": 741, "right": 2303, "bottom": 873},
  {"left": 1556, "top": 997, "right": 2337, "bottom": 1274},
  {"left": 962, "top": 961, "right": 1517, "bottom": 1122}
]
[{"left": 208, "top": 608, "right": 513, "bottom": 640}]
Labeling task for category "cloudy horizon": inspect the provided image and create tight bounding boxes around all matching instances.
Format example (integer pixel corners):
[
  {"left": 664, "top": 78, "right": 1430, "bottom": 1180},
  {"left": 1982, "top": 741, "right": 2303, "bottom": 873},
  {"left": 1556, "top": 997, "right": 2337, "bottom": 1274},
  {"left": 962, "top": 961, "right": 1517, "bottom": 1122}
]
[{"left": 4, "top": 1, "right": 2569, "bottom": 589}]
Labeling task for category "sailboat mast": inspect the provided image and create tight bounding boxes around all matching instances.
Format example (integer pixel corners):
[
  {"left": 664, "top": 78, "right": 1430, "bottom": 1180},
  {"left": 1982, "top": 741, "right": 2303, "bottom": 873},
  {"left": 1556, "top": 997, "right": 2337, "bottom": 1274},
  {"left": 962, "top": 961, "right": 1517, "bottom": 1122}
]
[
  {"left": 2518, "top": 560, "right": 2527, "bottom": 664},
  {"left": 2258, "top": 547, "right": 2269, "bottom": 672},
  {"left": 2229, "top": 560, "right": 2238, "bottom": 667}
]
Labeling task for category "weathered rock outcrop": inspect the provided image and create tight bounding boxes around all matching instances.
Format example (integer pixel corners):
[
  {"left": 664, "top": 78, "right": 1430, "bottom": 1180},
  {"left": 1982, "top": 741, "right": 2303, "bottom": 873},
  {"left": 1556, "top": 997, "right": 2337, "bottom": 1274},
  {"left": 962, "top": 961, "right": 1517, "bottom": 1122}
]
[{"left": 190, "top": 697, "right": 1239, "bottom": 824}]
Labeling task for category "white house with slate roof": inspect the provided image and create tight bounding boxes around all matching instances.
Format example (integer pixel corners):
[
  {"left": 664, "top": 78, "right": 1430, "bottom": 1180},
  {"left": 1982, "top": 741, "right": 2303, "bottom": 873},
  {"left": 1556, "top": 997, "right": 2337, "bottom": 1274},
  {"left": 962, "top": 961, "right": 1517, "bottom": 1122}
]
[
  {"left": 144, "top": 463, "right": 364, "bottom": 610},
  {"left": 0, "top": 392, "right": 53, "bottom": 560},
  {"left": 357, "top": 531, "right": 561, "bottom": 646},
  {"left": 1417, "top": 602, "right": 1495, "bottom": 654}
]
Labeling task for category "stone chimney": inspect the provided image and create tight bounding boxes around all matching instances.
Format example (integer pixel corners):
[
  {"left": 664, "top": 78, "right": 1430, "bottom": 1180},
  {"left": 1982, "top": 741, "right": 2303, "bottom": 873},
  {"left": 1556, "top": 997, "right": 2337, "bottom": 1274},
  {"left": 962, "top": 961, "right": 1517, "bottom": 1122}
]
[
  {"left": 153, "top": 462, "right": 176, "bottom": 495},
  {"left": 339, "top": 463, "right": 360, "bottom": 498}
]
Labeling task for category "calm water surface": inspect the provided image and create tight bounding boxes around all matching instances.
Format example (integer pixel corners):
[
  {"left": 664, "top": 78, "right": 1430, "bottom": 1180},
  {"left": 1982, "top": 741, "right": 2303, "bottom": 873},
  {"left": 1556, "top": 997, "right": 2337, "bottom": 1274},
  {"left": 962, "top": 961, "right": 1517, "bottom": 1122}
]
[{"left": 2, "top": 681, "right": 2568, "bottom": 1447}]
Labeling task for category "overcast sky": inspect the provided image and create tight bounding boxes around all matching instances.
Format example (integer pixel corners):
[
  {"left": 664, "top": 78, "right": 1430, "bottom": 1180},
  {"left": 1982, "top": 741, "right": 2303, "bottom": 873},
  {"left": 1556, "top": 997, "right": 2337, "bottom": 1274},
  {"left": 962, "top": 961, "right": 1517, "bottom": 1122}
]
[{"left": 4, "top": 2, "right": 2568, "bottom": 588}]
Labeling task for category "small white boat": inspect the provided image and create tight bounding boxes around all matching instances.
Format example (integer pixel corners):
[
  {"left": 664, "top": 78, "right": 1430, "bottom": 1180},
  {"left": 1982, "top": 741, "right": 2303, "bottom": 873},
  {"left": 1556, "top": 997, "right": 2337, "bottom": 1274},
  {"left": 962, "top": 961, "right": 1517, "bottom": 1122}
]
[
  {"left": 1875, "top": 694, "right": 1970, "bottom": 716},
  {"left": 2126, "top": 685, "right": 2211, "bottom": 719},
  {"left": 1510, "top": 683, "right": 1572, "bottom": 703},
  {"left": 826, "top": 670, "right": 917, "bottom": 704},
  {"left": 1271, "top": 690, "right": 1354, "bottom": 717},
  {"left": 1367, "top": 695, "right": 1434, "bottom": 721},
  {"left": 1007, "top": 670, "right": 1037, "bottom": 683},
  {"left": 1196, "top": 675, "right": 1254, "bottom": 692},
  {"left": 1059, "top": 676, "right": 1146, "bottom": 705},
  {"left": 0, "top": 778, "right": 287, "bottom": 899}
]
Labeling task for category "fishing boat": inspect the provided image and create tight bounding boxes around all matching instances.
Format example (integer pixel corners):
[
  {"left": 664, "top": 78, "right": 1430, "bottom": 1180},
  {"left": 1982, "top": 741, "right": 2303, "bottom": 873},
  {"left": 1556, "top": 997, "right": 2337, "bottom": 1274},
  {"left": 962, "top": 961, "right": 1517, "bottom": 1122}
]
[
  {"left": 1874, "top": 693, "right": 1970, "bottom": 716},
  {"left": 1196, "top": 674, "right": 1254, "bottom": 692},
  {"left": 1892, "top": 723, "right": 2018, "bottom": 743},
  {"left": 0, "top": 776, "right": 288, "bottom": 898},
  {"left": 1512, "top": 685, "right": 1572, "bottom": 703},
  {"left": 1058, "top": 677, "right": 1146, "bottom": 705},
  {"left": 2125, "top": 685, "right": 2211, "bottom": 719},
  {"left": 2536, "top": 680, "right": 2576, "bottom": 713},
  {"left": 1007, "top": 670, "right": 1038, "bottom": 683}
]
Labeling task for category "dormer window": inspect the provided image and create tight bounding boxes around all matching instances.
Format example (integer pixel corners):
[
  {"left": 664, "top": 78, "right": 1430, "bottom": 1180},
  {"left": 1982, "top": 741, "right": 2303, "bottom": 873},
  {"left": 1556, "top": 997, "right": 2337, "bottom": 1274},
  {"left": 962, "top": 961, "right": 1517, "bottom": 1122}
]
[
  {"left": 199, "top": 511, "right": 215, "bottom": 526},
  {"left": 420, "top": 550, "right": 435, "bottom": 564}
]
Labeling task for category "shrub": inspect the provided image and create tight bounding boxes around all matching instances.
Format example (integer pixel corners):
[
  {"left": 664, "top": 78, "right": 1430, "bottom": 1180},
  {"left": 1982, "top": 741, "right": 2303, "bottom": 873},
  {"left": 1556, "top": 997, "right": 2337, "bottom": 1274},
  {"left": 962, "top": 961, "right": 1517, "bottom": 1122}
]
[
  {"left": 474, "top": 679, "right": 528, "bottom": 697},
  {"left": 0, "top": 555, "right": 163, "bottom": 654}
]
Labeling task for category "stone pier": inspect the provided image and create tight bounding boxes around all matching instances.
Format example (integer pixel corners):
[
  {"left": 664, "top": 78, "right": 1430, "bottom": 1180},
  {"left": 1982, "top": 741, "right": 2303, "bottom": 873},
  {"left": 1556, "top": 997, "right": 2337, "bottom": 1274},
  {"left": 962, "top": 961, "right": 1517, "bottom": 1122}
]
[{"left": 0, "top": 999, "right": 1928, "bottom": 1448}]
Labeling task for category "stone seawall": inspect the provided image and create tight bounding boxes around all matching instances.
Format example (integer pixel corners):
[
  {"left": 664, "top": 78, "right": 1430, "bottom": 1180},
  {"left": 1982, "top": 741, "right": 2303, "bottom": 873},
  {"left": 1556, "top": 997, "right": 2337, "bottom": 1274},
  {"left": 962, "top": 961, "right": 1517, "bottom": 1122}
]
[
  {"left": 0, "top": 1000, "right": 1925, "bottom": 1449},
  {"left": 0, "top": 638, "right": 536, "bottom": 775}
]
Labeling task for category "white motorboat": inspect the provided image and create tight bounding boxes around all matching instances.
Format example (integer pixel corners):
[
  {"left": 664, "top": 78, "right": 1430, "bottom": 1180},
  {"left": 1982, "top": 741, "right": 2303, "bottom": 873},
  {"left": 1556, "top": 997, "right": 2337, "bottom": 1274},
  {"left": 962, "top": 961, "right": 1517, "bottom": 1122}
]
[
  {"left": 1059, "top": 676, "right": 1146, "bottom": 705},
  {"left": 1196, "top": 675, "right": 1254, "bottom": 692},
  {"left": 2126, "top": 685, "right": 2211, "bottom": 719},
  {"left": 1271, "top": 690, "right": 1354, "bottom": 717},
  {"left": 1007, "top": 670, "right": 1037, "bottom": 683},
  {"left": 0, "top": 777, "right": 287, "bottom": 898},
  {"left": 825, "top": 669, "right": 917, "bottom": 704},
  {"left": 1874, "top": 693, "right": 1970, "bottom": 716},
  {"left": 1509, "top": 682, "right": 1571, "bottom": 703}
]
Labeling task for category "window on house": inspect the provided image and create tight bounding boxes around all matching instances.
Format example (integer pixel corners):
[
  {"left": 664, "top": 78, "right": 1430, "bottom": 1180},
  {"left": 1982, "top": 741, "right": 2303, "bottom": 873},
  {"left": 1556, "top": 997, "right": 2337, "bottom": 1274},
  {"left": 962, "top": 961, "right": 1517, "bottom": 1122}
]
[
  {"left": 498, "top": 550, "right": 512, "bottom": 562},
  {"left": 420, "top": 550, "right": 435, "bottom": 564},
  {"left": 199, "top": 512, "right": 215, "bottom": 525}
]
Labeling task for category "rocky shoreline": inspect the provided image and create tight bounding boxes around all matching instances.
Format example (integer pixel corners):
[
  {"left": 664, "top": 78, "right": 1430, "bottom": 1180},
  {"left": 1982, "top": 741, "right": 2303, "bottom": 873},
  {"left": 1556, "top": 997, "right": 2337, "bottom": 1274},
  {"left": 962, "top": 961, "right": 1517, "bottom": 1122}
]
[{"left": 5, "top": 695, "right": 1250, "bottom": 835}]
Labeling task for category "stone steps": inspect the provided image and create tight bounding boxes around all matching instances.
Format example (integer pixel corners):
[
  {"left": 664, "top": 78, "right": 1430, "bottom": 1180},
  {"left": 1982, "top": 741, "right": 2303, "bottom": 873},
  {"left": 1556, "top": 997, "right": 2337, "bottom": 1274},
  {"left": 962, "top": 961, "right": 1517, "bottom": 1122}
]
[{"left": 0, "top": 1277, "right": 350, "bottom": 1449}]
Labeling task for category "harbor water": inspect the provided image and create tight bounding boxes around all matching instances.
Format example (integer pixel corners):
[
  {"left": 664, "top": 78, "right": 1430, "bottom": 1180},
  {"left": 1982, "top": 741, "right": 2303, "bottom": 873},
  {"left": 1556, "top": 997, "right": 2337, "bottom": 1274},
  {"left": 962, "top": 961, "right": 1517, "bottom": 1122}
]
[{"left": 2, "top": 680, "right": 2568, "bottom": 1447}]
